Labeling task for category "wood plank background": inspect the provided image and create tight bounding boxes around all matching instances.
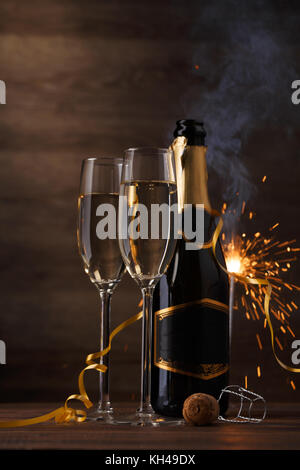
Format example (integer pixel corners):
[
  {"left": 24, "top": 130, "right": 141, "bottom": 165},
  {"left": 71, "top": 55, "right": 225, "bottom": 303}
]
[{"left": 0, "top": 0, "right": 299, "bottom": 405}]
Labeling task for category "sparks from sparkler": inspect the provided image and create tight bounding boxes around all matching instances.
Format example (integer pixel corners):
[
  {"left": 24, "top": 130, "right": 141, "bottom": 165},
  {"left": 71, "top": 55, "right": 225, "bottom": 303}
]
[
  {"left": 222, "top": 192, "right": 300, "bottom": 390},
  {"left": 223, "top": 225, "right": 300, "bottom": 323}
]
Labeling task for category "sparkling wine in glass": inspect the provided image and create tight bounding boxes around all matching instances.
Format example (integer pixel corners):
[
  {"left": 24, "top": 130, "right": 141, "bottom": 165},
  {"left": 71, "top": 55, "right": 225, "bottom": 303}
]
[
  {"left": 118, "top": 148, "right": 182, "bottom": 426},
  {"left": 78, "top": 157, "right": 125, "bottom": 422}
]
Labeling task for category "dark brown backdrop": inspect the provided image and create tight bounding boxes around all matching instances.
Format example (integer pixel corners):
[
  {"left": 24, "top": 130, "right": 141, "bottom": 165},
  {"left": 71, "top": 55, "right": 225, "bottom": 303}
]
[{"left": 0, "top": 0, "right": 299, "bottom": 405}]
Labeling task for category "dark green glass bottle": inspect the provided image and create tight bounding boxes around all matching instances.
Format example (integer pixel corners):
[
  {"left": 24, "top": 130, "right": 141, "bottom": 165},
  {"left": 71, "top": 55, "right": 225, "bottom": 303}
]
[{"left": 151, "top": 120, "right": 229, "bottom": 417}]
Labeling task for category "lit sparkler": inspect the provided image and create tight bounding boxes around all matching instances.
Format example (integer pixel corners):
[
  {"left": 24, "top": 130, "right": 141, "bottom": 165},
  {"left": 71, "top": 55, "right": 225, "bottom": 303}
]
[{"left": 222, "top": 209, "right": 300, "bottom": 389}]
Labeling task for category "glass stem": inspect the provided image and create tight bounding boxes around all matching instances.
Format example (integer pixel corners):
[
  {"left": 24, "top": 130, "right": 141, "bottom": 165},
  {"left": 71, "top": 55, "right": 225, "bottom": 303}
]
[
  {"left": 99, "top": 289, "right": 112, "bottom": 412},
  {"left": 139, "top": 285, "right": 155, "bottom": 415}
]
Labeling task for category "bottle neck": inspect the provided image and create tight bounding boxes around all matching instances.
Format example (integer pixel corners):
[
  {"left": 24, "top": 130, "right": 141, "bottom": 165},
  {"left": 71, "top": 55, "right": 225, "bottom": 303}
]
[{"left": 182, "top": 145, "right": 211, "bottom": 212}]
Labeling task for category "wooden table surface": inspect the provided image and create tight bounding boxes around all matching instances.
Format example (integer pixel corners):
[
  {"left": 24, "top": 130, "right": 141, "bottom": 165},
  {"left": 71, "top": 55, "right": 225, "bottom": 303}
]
[{"left": 0, "top": 402, "right": 299, "bottom": 450}]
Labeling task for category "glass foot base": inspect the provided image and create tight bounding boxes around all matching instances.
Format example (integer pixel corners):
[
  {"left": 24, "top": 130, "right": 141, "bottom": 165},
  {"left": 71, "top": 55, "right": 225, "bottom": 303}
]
[
  {"left": 121, "top": 410, "right": 185, "bottom": 427},
  {"left": 85, "top": 405, "right": 133, "bottom": 425},
  {"left": 85, "top": 407, "right": 113, "bottom": 423}
]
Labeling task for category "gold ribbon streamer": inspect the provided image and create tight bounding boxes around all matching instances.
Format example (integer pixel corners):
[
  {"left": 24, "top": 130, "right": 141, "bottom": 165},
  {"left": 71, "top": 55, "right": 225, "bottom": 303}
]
[
  {"left": 211, "top": 210, "right": 300, "bottom": 374},
  {"left": 0, "top": 310, "right": 143, "bottom": 428}
]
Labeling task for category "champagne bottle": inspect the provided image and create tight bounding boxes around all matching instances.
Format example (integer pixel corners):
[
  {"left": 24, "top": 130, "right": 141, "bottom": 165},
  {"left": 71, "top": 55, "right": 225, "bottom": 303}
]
[{"left": 151, "top": 119, "right": 229, "bottom": 417}]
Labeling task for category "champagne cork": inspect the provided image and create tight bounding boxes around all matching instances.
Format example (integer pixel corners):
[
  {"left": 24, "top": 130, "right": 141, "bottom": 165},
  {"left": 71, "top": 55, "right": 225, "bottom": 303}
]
[{"left": 183, "top": 393, "right": 219, "bottom": 426}]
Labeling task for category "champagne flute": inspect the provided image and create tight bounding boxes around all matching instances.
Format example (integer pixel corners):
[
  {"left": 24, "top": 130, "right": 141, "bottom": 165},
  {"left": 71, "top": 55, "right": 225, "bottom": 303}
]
[
  {"left": 118, "top": 147, "right": 181, "bottom": 426},
  {"left": 77, "top": 157, "right": 125, "bottom": 422}
]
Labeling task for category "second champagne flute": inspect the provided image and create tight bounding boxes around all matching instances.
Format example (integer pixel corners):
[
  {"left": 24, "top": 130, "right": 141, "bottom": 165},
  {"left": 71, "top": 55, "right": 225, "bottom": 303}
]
[{"left": 118, "top": 147, "right": 181, "bottom": 426}]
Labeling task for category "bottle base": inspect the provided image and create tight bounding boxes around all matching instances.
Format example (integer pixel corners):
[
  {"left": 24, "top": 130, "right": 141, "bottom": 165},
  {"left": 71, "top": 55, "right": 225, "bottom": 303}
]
[{"left": 152, "top": 384, "right": 229, "bottom": 418}]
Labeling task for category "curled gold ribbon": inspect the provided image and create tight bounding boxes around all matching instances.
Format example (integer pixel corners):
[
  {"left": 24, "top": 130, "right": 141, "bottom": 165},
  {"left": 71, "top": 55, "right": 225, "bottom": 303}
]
[
  {"left": 211, "top": 210, "right": 300, "bottom": 374},
  {"left": 0, "top": 310, "right": 142, "bottom": 428}
]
